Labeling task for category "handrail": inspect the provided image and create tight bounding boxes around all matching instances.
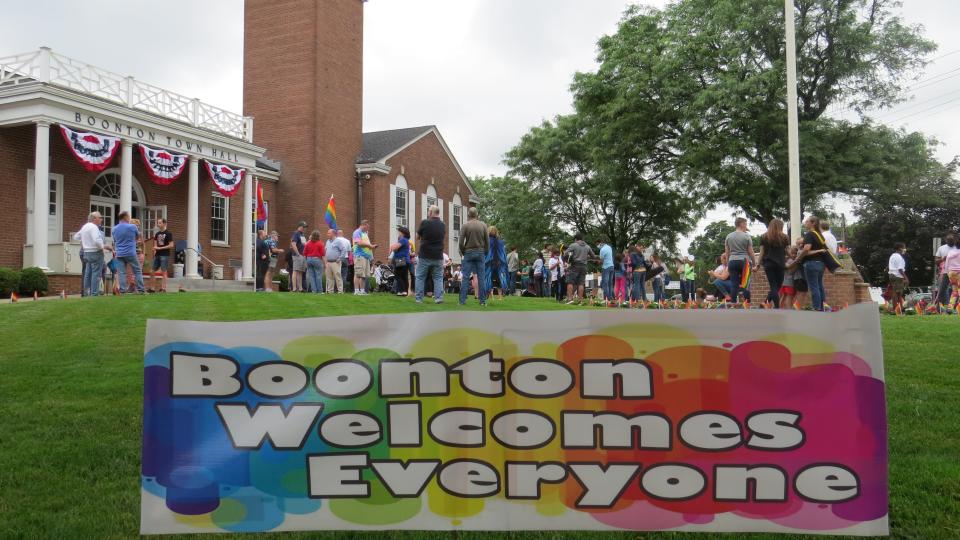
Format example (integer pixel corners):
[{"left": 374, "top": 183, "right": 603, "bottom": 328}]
[{"left": 0, "top": 47, "right": 253, "bottom": 141}]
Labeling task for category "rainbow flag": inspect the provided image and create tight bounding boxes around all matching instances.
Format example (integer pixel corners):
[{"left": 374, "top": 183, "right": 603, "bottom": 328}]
[
  {"left": 324, "top": 194, "right": 337, "bottom": 231},
  {"left": 255, "top": 181, "right": 267, "bottom": 222},
  {"left": 739, "top": 261, "right": 752, "bottom": 290}
]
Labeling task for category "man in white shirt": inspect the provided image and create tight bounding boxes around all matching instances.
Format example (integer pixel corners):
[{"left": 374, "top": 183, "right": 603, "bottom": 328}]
[
  {"left": 72, "top": 211, "right": 110, "bottom": 296},
  {"left": 821, "top": 221, "right": 839, "bottom": 255},
  {"left": 935, "top": 234, "right": 954, "bottom": 305},
  {"left": 887, "top": 242, "right": 908, "bottom": 309}
]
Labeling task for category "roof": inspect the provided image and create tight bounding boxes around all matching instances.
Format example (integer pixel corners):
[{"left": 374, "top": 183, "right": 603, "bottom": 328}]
[
  {"left": 357, "top": 126, "right": 434, "bottom": 164},
  {"left": 356, "top": 125, "right": 479, "bottom": 201},
  {"left": 256, "top": 156, "right": 281, "bottom": 172}
]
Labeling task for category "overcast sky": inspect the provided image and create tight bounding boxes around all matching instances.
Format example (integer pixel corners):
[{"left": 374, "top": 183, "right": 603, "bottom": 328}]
[{"left": 2, "top": 0, "right": 957, "bottom": 250}]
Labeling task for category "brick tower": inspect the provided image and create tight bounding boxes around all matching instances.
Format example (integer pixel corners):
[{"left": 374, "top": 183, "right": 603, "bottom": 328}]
[{"left": 243, "top": 0, "right": 364, "bottom": 238}]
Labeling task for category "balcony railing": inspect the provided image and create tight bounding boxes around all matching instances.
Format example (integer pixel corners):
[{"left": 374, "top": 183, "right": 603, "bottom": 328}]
[{"left": 0, "top": 47, "right": 253, "bottom": 142}]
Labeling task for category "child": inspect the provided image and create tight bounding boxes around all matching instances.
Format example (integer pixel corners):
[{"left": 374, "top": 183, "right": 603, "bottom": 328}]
[
  {"left": 614, "top": 253, "right": 627, "bottom": 306},
  {"left": 781, "top": 244, "right": 808, "bottom": 309}
]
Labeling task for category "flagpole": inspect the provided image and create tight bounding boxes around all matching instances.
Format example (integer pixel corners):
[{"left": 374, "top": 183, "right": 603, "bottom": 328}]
[{"left": 785, "top": 0, "right": 802, "bottom": 240}]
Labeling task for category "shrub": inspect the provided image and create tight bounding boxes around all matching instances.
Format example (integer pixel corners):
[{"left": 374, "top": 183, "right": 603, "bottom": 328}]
[
  {"left": 18, "top": 267, "right": 49, "bottom": 296},
  {"left": 277, "top": 273, "right": 290, "bottom": 292},
  {"left": 0, "top": 267, "right": 20, "bottom": 298}
]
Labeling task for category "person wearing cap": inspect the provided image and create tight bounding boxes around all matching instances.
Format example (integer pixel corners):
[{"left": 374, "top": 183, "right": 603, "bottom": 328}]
[
  {"left": 290, "top": 221, "right": 308, "bottom": 292},
  {"left": 263, "top": 230, "right": 283, "bottom": 292}
]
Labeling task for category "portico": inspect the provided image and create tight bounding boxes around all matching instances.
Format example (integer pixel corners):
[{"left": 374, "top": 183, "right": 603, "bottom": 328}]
[{"left": 0, "top": 48, "right": 274, "bottom": 287}]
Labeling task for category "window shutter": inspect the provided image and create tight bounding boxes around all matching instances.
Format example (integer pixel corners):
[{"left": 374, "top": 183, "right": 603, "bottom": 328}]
[
  {"left": 448, "top": 201, "right": 456, "bottom": 261},
  {"left": 421, "top": 193, "right": 428, "bottom": 220},
  {"left": 408, "top": 190, "right": 416, "bottom": 232},
  {"left": 389, "top": 184, "right": 398, "bottom": 247}
]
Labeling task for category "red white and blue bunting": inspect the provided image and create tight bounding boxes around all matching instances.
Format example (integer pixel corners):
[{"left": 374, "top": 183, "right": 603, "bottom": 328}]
[
  {"left": 139, "top": 144, "right": 188, "bottom": 185},
  {"left": 140, "top": 144, "right": 187, "bottom": 186},
  {"left": 59, "top": 125, "right": 121, "bottom": 172},
  {"left": 204, "top": 160, "right": 244, "bottom": 197}
]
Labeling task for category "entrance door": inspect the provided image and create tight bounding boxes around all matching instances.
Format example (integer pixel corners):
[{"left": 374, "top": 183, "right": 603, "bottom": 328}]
[
  {"left": 89, "top": 198, "right": 115, "bottom": 238},
  {"left": 26, "top": 171, "right": 64, "bottom": 244}
]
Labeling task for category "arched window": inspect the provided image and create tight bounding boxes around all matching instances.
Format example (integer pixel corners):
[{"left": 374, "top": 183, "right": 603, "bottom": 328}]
[
  {"left": 426, "top": 184, "right": 438, "bottom": 210},
  {"left": 452, "top": 193, "right": 463, "bottom": 245},
  {"left": 88, "top": 169, "right": 149, "bottom": 236},
  {"left": 395, "top": 175, "right": 408, "bottom": 227}
]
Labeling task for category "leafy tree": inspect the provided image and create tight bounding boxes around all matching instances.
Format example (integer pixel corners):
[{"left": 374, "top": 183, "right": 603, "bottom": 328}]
[
  {"left": 470, "top": 175, "right": 566, "bottom": 259},
  {"left": 505, "top": 114, "right": 702, "bottom": 254},
  {"left": 570, "top": 0, "right": 938, "bottom": 223},
  {"left": 847, "top": 162, "right": 960, "bottom": 286}
]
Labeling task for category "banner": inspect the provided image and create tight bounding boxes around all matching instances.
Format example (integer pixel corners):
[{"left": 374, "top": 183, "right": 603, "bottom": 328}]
[
  {"left": 204, "top": 160, "right": 244, "bottom": 197},
  {"left": 140, "top": 305, "right": 887, "bottom": 535},
  {"left": 139, "top": 144, "right": 188, "bottom": 185},
  {"left": 59, "top": 125, "right": 121, "bottom": 172}
]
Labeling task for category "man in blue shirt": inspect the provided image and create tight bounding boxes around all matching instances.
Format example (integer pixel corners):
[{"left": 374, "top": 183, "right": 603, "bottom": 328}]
[
  {"left": 598, "top": 241, "right": 614, "bottom": 302},
  {"left": 112, "top": 211, "right": 145, "bottom": 294}
]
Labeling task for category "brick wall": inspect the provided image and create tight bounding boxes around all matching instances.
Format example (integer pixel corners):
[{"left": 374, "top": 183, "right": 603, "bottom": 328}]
[
  {"left": 0, "top": 125, "right": 32, "bottom": 269},
  {"left": 0, "top": 124, "right": 275, "bottom": 276},
  {"left": 244, "top": 0, "right": 364, "bottom": 243},
  {"left": 364, "top": 131, "right": 475, "bottom": 262},
  {"left": 748, "top": 257, "right": 874, "bottom": 307}
]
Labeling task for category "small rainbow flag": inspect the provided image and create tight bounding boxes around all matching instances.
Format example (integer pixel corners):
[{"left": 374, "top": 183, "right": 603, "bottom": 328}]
[
  {"left": 324, "top": 194, "right": 337, "bottom": 231},
  {"left": 739, "top": 261, "right": 752, "bottom": 290},
  {"left": 255, "top": 181, "right": 267, "bottom": 222}
]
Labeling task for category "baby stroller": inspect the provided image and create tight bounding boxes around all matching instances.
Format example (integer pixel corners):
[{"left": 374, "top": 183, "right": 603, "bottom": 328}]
[{"left": 375, "top": 263, "right": 396, "bottom": 293}]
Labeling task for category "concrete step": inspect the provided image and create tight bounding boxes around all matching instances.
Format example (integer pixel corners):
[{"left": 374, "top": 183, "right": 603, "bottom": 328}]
[{"left": 166, "top": 278, "right": 254, "bottom": 292}]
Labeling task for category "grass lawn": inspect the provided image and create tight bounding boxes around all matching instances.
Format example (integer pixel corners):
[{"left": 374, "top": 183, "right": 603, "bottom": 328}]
[{"left": 0, "top": 293, "right": 957, "bottom": 540}]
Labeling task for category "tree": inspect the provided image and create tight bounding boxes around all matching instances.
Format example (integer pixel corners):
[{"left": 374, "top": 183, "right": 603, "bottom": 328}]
[
  {"left": 847, "top": 162, "right": 960, "bottom": 286},
  {"left": 505, "top": 114, "right": 703, "bottom": 254},
  {"left": 470, "top": 175, "right": 565, "bottom": 258},
  {"left": 570, "top": 0, "right": 938, "bottom": 223}
]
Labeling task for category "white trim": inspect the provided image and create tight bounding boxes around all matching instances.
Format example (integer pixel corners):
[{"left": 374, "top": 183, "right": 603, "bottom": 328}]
[
  {"left": 210, "top": 191, "right": 230, "bottom": 246},
  {"left": 389, "top": 183, "right": 398, "bottom": 247},
  {"left": 0, "top": 85, "right": 265, "bottom": 159},
  {"left": 377, "top": 127, "right": 479, "bottom": 199},
  {"left": 25, "top": 170, "right": 63, "bottom": 245},
  {"left": 355, "top": 162, "right": 391, "bottom": 175}
]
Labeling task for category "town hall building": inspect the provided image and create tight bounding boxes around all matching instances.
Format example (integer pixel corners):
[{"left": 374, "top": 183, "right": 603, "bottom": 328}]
[{"left": 0, "top": 0, "right": 476, "bottom": 293}]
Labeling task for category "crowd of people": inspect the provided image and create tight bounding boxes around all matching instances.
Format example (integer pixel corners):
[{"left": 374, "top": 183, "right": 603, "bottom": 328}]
[{"left": 72, "top": 205, "right": 957, "bottom": 313}]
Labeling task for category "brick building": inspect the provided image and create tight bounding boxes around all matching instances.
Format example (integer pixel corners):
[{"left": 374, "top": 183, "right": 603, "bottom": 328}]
[
  {"left": 244, "top": 0, "right": 477, "bottom": 263},
  {"left": 1, "top": 0, "right": 476, "bottom": 292},
  {"left": 0, "top": 48, "right": 276, "bottom": 293}
]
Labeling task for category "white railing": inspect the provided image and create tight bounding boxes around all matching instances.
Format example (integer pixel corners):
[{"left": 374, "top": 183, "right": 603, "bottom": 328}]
[{"left": 0, "top": 47, "right": 252, "bottom": 141}]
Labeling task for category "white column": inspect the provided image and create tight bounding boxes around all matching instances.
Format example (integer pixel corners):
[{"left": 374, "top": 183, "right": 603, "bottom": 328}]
[
  {"left": 785, "top": 0, "right": 802, "bottom": 240},
  {"left": 32, "top": 121, "right": 50, "bottom": 271},
  {"left": 185, "top": 156, "right": 200, "bottom": 279},
  {"left": 119, "top": 140, "right": 133, "bottom": 215},
  {"left": 242, "top": 169, "right": 253, "bottom": 281}
]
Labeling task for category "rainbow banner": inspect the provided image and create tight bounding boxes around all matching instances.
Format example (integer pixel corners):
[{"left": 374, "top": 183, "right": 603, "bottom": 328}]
[{"left": 140, "top": 305, "right": 887, "bottom": 535}]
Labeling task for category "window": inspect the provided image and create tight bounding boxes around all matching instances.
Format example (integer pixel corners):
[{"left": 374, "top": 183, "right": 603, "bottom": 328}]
[
  {"left": 143, "top": 206, "right": 168, "bottom": 238},
  {"left": 211, "top": 192, "right": 229, "bottom": 244},
  {"left": 453, "top": 204, "right": 462, "bottom": 243},
  {"left": 48, "top": 178, "right": 57, "bottom": 216},
  {"left": 426, "top": 184, "right": 438, "bottom": 210},
  {"left": 89, "top": 170, "right": 146, "bottom": 237},
  {"left": 396, "top": 188, "right": 408, "bottom": 227}
]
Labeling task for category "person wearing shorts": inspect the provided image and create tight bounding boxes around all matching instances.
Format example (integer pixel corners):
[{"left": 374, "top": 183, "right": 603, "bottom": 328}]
[
  {"left": 150, "top": 218, "right": 173, "bottom": 293},
  {"left": 352, "top": 220, "right": 377, "bottom": 295},
  {"left": 563, "top": 233, "right": 596, "bottom": 304}
]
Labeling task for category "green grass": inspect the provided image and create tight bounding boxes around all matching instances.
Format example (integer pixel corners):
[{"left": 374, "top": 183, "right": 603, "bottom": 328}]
[{"left": 0, "top": 294, "right": 957, "bottom": 540}]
